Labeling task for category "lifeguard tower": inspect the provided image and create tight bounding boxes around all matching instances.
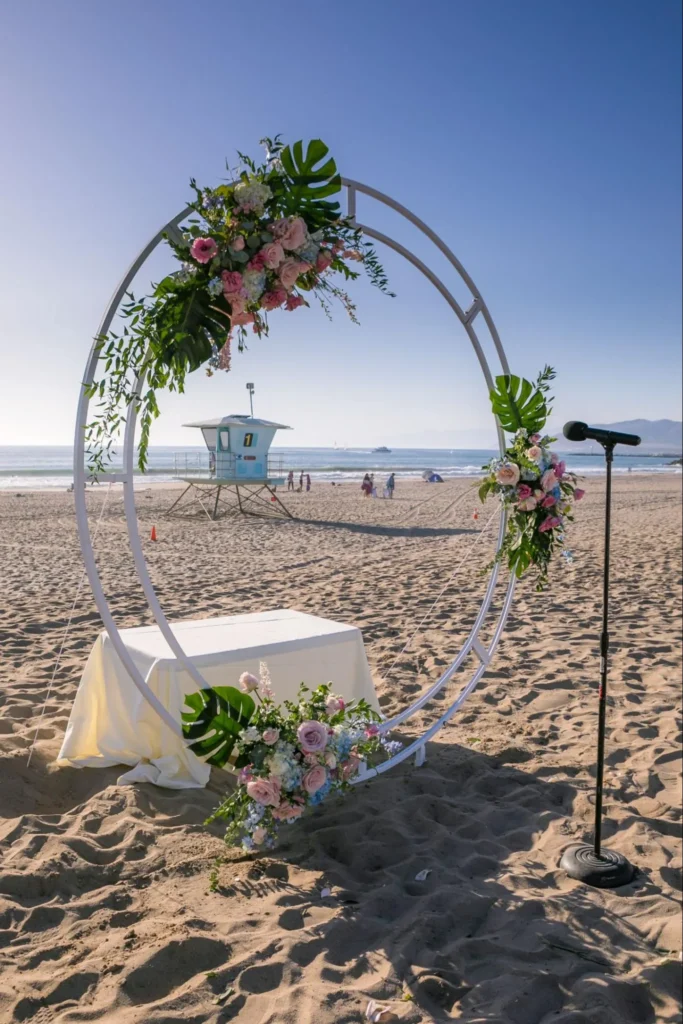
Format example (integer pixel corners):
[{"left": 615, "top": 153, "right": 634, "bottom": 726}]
[{"left": 168, "top": 394, "right": 293, "bottom": 520}]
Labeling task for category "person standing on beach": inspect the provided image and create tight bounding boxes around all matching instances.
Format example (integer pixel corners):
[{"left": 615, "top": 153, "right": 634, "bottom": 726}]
[
  {"left": 298, "top": 471, "right": 304, "bottom": 492},
  {"left": 287, "top": 470, "right": 294, "bottom": 491},
  {"left": 305, "top": 473, "right": 311, "bottom": 492},
  {"left": 370, "top": 473, "right": 377, "bottom": 498},
  {"left": 361, "top": 473, "right": 371, "bottom": 497},
  {"left": 385, "top": 472, "right": 395, "bottom": 498}
]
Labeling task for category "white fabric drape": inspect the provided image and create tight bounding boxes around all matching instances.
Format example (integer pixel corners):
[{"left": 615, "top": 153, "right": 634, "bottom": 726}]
[{"left": 57, "top": 609, "right": 378, "bottom": 789}]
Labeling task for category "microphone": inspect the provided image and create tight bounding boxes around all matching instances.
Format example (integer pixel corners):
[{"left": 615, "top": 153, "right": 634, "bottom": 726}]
[{"left": 563, "top": 421, "right": 641, "bottom": 447}]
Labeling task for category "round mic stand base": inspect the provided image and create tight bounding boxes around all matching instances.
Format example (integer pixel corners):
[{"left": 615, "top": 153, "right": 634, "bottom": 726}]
[{"left": 560, "top": 844, "right": 635, "bottom": 888}]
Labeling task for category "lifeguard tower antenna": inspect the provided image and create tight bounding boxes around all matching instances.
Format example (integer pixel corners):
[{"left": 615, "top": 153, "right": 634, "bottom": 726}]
[{"left": 168, "top": 412, "right": 293, "bottom": 521}]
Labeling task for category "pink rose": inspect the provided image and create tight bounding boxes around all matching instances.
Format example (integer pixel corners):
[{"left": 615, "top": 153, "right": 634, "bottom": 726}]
[
  {"left": 539, "top": 515, "right": 562, "bottom": 533},
  {"left": 316, "top": 249, "right": 333, "bottom": 272},
  {"left": 280, "top": 217, "right": 308, "bottom": 251},
  {"left": 341, "top": 754, "right": 361, "bottom": 780},
  {"left": 231, "top": 311, "right": 255, "bottom": 326},
  {"left": 260, "top": 289, "right": 287, "bottom": 311},
  {"left": 554, "top": 461, "right": 566, "bottom": 479},
  {"left": 262, "top": 728, "right": 280, "bottom": 746},
  {"left": 261, "top": 241, "right": 284, "bottom": 269},
  {"left": 530, "top": 433, "right": 541, "bottom": 443},
  {"left": 272, "top": 802, "right": 304, "bottom": 822},
  {"left": 246, "top": 777, "right": 281, "bottom": 807},
  {"left": 228, "top": 294, "right": 247, "bottom": 315},
  {"left": 517, "top": 484, "right": 533, "bottom": 500},
  {"left": 526, "top": 446, "right": 542, "bottom": 461},
  {"left": 221, "top": 270, "right": 243, "bottom": 294},
  {"left": 541, "top": 494, "right": 556, "bottom": 508},
  {"left": 342, "top": 249, "right": 364, "bottom": 261},
  {"left": 541, "top": 469, "right": 558, "bottom": 492},
  {"left": 297, "top": 720, "right": 328, "bottom": 753},
  {"left": 518, "top": 496, "right": 538, "bottom": 512},
  {"left": 574, "top": 488, "right": 585, "bottom": 501},
  {"left": 252, "top": 827, "right": 267, "bottom": 845},
  {"left": 285, "top": 293, "right": 305, "bottom": 311},
  {"left": 325, "top": 695, "right": 345, "bottom": 715},
  {"left": 302, "top": 764, "right": 327, "bottom": 795},
  {"left": 229, "top": 236, "right": 245, "bottom": 252},
  {"left": 239, "top": 672, "right": 259, "bottom": 692},
  {"left": 496, "top": 464, "right": 521, "bottom": 486},
  {"left": 190, "top": 237, "right": 218, "bottom": 264},
  {"left": 279, "top": 257, "right": 304, "bottom": 290},
  {"left": 247, "top": 251, "right": 267, "bottom": 271},
  {"left": 364, "top": 724, "right": 380, "bottom": 738},
  {"left": 270, "top": 217, "right": 290, "bottom": 239}
]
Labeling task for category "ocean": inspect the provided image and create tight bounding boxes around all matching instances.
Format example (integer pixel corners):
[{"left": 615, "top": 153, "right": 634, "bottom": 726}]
[{"left": 0, "top": 446, "right": 679, "bottom": 490}]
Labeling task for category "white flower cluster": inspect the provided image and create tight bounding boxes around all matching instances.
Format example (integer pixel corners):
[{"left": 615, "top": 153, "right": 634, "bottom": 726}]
[
  {"left": 234, "top": 179, "right": 272, "bottom": 212},
  {"left": 266, "top": 740, "right": 302, "bottom": 792}
]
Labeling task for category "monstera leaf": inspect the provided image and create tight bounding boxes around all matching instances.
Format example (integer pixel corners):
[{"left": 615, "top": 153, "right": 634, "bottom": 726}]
[
  {"left": 280, "top": 139, "right": 342, "bottom": 229},
  {"left": 152, "top": 279, "right": 231, "bottom": 373},
  {"left": 181, "top": 686, "right": 255, "bottom": 768},
  {"left": 489, "top": 374, "right": 548, "bottom": 435}
]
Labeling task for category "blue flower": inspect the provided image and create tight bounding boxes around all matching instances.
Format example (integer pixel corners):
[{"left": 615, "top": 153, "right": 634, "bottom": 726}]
[
  {"left": 207, "top": 276, "right": 223, "bottom": 297},
  {"left": 297, "top": 241, "right": 320, "bottom": 264},
  {"left": 309, "top": 778, "right": 333, "bottom": 806}
]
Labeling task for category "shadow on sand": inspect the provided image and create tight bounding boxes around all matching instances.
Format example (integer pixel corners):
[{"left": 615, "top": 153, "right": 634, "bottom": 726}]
[
  {"left": 292, "top": 518, "right": 479, "bottom": 539},
  {"left": 2, "top": 741, "right": 679, "bottom": 1022}
]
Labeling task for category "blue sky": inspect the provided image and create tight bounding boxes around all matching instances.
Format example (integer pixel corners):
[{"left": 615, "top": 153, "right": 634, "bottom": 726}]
[{"left": 1, "top": 0, "right": 680, "bottom": 448}]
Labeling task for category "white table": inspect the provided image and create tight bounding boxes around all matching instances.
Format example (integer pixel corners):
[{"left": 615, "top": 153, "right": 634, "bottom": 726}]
[{"left": 57, "top": 609, "right": 378, "bottom": 789}]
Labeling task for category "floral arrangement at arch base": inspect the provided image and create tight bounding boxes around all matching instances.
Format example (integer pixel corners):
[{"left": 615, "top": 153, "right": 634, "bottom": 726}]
[
  {"left": 85, "top": 136, "right": 393, "bottom": 475},
  {"left": 480, "top": 365, "right": 585, "bottom": 590},
  {"left": 181, "top": 663, "right": 401, "bottom": 851}
]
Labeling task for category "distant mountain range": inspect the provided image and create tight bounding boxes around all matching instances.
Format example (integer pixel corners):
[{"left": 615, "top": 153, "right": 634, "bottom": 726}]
[{"left": 551, "top": 419, "right": 682, "bottom": 455}]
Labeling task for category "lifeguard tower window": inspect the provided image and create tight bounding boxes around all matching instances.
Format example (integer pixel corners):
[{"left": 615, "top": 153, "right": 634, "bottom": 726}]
[
  {"left": 243, "top": 432, "right": 257, "bottom": 448},
  {"left": 218, "top": 428, "right": 230, "bottom": 451}
]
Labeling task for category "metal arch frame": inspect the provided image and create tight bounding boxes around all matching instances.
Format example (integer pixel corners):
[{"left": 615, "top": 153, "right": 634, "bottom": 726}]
[{"left": 73, "top": 179, "right": 517, "bottom": 769}]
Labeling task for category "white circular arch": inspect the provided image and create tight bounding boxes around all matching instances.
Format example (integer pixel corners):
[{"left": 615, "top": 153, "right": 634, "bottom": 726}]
[{"left": 73, "top": 179, "right": 516, "bottom": 780}]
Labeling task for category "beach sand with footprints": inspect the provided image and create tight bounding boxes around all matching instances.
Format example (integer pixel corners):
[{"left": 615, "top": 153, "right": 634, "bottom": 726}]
[{"left": 0, "top": 474, "right": 680, "bottom": 1022}]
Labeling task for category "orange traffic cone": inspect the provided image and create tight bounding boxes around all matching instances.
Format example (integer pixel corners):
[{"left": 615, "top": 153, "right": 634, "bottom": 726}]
[
  {"left": 150, "top": 525, "right": 157, "bottom": 541},
  {"left": 472, "top": 512, "right": 479, "bottom": 520}
]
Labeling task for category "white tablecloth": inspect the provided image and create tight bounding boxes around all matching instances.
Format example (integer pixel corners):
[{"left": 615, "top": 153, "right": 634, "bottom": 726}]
[{"left": 57, "top": 609, "right": 378, "bottom": 789}]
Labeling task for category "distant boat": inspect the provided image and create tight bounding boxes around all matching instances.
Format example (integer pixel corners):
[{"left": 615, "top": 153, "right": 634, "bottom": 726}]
[{"left": 372, "top": 446, "right": 392, "bottom": 453}]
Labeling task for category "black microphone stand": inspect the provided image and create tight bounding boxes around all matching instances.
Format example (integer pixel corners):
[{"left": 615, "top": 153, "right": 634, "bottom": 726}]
[{"left": 560, "top": 440, "right": 636, "bottom": 887}]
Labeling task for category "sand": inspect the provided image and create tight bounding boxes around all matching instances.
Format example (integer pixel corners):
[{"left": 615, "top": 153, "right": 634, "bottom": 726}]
[{"left": 0, "top": 474, "right": 681, "bottom": 1023}]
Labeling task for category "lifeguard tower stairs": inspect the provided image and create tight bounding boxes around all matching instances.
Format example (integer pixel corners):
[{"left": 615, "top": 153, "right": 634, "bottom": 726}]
[{"left": 167, "top": 414, "right": 294, "bottom": 521}]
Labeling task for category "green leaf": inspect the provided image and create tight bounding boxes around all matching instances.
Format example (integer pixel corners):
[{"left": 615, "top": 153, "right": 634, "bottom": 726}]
[
  {"left": 279, "top": 139, "right": 342, "bottom": 229},
  {"left": 489, "top": 373, "right": 548, "bottom": 434},
  {"left": 181, "top": 686, "right": 255, "bottom": 768},
  {"left": 151, "top": 279, "right": 231, "bottom": 373},
  {"left": 478, "top": 480, "right": 491, "bottom": 503}
]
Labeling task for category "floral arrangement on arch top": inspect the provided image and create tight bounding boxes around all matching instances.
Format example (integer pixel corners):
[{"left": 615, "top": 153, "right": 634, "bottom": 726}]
[
  {"left": 479, "top": 366, "right": 585, "bottom": 591},
  {"left": 85, "top": 136, "right": 393, "bottom": 475}
]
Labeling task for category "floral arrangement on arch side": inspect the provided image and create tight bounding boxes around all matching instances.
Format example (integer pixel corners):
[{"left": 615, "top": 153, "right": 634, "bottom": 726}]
[
  {"left": 181, "top": 663, "right": 401, "bottom": 851},
  {"left": 85, "top": 136, "right": 394, "bottom": 475},
  {"left": 479, "top": 365, "right": 585, "bottom": 590}
]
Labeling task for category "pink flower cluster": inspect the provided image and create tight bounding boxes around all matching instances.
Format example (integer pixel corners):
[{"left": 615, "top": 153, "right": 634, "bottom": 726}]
[{"left": 186, "top": 210, "right": 341, "bottom": 345}]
